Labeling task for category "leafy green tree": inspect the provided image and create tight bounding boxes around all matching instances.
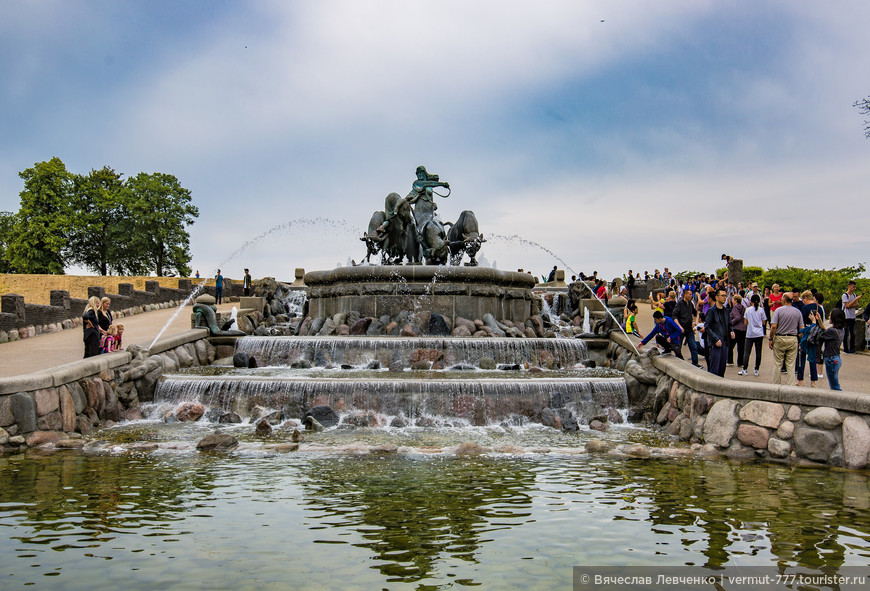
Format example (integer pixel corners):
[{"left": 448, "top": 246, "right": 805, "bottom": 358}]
[
  {"left": 741, "top": 266, "right": 764, "bottom": 285},
  {"left": 675, "top": 270, "right": 707, "bottom": 283},
  {"left": 67, "top": 166, "right": 125, "bottom": 275},
  {"left": 0, "top": 211, "right": 18, "bottom": 273},
  {"left": 759, "top": 264, "right": 869, "bottom": 311},
  {"left": 121, "top": 172, "right": 199, "bottom": 276},
  {"left": 7, "top": 157, "right": 74, "bottom": 274}
]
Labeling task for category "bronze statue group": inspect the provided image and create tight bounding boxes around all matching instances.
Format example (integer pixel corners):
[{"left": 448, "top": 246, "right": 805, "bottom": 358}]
[{"left": 361, "top": 166, "right": 484, "bottom": 267}]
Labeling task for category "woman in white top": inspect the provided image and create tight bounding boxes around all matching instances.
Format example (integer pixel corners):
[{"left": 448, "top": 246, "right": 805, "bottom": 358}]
[{"left": 740, "top": 294, "right": 767, "bottom": 376}]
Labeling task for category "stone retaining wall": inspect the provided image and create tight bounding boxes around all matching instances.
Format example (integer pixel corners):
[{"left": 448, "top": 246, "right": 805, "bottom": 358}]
[
  {"left": 606, "top": 331, "right": 870, "bottom": 469},
  {"left": 0, "top": 279, "right": 202, "bottom": 338},
  {"left": 0, "top": 329, "right": 213, "bottom": 451}
]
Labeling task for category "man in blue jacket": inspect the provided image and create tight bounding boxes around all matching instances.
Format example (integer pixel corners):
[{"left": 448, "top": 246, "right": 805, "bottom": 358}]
[{"left": 638, "top": 310, "right": 684, "bottom": 359}]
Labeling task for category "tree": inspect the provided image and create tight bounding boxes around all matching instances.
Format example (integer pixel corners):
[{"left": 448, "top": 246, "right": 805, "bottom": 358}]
[
  {"left": 759, "top": 264, "right": 869, "bottom": 311},
  {"left": 121, "top": 172, "right": 199, "bottom": 276},
  {"left": 855, "top": 96, "right": 870, "bottom": 139},
  {"left": 67, "top": 166, "right": 125, "bottom": 275},
  {"left": 7, "top": 157, "right": 74, "bottom": 274},
  {"left": 0, "top": 211, "right": 18, "bottom": 273}
]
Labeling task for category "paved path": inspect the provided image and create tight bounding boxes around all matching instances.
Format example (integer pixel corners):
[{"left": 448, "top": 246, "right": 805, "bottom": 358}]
[
  {"left": 0, "top": 303, "right": 238, "bottom": 378},
  {"left": 1, "top": 301, "right": 868, "bottom": 394},
  {"left": 629, "top": 302, "right": 870, "bottom": 394}
]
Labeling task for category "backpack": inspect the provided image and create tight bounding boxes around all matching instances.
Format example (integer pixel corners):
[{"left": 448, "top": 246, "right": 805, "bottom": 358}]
[{"left": 802, "top": 324, "right": 823, "bottom": 350}]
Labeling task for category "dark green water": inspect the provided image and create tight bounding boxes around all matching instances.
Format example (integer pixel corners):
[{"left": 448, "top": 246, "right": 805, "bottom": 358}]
[{"left": 2, "top": 429, "right": 870, "bottom": 590}]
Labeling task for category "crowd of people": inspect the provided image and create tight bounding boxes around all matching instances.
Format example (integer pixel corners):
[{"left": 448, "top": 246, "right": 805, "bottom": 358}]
[
  {"left": 614, "top": 272, "right": 867, "bottom": 392},
  {"left": 82, "top": 296, "right": 123, "bottom": 358}
]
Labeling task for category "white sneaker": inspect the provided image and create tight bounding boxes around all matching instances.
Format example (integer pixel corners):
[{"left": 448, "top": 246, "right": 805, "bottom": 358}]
[
  {"left": 737, "top": 369, "right": 747, "bottom": 376},
  {"left": 754, "top": 369, "right": 759, "bottom": 376}
]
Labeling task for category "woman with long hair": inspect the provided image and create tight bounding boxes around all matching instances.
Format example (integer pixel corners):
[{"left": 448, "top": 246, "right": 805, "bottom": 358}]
[
  {"left": 740, "top": 294, "right": 766, "bottom": 376},
  {"left": 817, "top": 308, "right": 846, "bottom": 391},
  {"left": 82, "top": 296, "right": 101, "bottom": 358},
  {"left": 97, "top": 297, "right": 113, "bottom": 337}
]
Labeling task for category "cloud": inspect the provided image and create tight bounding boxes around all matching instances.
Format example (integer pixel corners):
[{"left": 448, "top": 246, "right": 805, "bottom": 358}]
[
  {"left": 3, "top": 1, "right": 869, "bottom": 281},
  {"left": 112, "top": 1, "right": 712, "bottom": 158}
]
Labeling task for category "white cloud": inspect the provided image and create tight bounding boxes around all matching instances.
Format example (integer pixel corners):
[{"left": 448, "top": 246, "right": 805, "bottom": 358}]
[
  {"left": 112, "top": 1, "right": 713, "bottom": 158},
  {"left": 3, "top": 1, "right": 870, "bottom": 282}
]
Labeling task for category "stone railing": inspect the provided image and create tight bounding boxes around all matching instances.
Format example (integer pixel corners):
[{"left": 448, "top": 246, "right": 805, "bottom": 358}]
[
  {"left": 0, "top": 329, "right": 214, "bottom": 450},
  {"left": 605, "top": 331, "right": 870, "bottom": 469}
]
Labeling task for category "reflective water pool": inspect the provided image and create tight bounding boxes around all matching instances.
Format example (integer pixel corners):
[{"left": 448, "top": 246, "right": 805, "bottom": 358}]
[{"left": 2, "top": 426, "right": 870, "bottom": 590}]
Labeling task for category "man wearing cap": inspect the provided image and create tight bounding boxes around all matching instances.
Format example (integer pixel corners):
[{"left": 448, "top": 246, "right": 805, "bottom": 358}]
[
  {"left": 768, "top": 293, "right": 804, "bottom": 386},
  {"left": 745, "top": 283, "right": 758, "bottom": 302}
]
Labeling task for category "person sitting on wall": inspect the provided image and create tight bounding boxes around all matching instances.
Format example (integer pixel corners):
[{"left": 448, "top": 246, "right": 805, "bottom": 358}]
[
  {"left": 637, "top": 310, "right": 684, "bottom": 358},
  {"left": 625, "top": 303, "right": 643, "bottom": 338}
]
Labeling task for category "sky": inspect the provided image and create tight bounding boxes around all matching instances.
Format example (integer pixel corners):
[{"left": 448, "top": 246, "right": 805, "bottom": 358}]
[{"left": 2, "top": 0, "right": 869, "bottom": 282}]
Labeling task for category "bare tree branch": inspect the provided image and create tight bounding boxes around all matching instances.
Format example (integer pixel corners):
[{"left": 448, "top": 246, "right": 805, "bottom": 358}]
[{"left": 854, "top": 96, "right": 870, "bottom": 139}]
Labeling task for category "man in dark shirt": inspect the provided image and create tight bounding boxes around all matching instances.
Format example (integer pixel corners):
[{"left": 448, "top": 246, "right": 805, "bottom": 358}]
[
  {"left": 790, "top": 288, "right": 804, "bottom": 316},
  {"left": 673, "top": 289, "right": 699, "bottom": 366},
  {"left": 704, "top": 288, "right": 734, "bottom": 377},
  {"left": 243, "top": 268, "right": 252, "bottom": 297}
]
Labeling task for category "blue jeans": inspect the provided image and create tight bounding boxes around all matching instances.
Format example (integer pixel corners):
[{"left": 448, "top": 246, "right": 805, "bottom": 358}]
[
  {"left": 824, "top": 355, "right": 842, "bottom": 391},
  {"left": 681, "top": 330, "right": 699, "bottom": 365},
  {"left": 797, "top": 347, "right": 818, "bottom": 382}
]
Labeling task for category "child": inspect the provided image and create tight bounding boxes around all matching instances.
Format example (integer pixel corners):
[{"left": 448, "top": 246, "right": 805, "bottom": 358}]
[
  {"left": 114, "top": 324, "right": 124, "bottom": 351},
  {"left": 696, "top": 312, "right": 707, "bottom": 359},
  {"left": 625, "top": 304, "right": 642, "bottom": 338},
  {"left": 650, "top": 292, "right": 665, "bottom": 314},
  {"left": 100, "top": 325, "right": 117, "bottom": 353},
  {"left": 99, "top": 324, "right": 124, "bottom": 353}
]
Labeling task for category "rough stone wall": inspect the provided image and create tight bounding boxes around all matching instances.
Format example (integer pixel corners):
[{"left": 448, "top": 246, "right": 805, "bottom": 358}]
[
  {"left": 0, "top": 332, "right": 214, "bottom": 451},
  {"left": 654, "top": 378, "right": 870, "bottom": 470},
  {"left": 604, "top": 331, "right": 870, "bottom": 469},
  {"left": 0, "top": 280, "right": 194, "bottom": 333}
]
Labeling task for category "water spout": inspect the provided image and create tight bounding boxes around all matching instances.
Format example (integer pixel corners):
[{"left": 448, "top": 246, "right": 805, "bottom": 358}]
[
  {"left": 488, "top": 233, "right": 639, "bottom": 355},
  {"left": 229, "top": 306, "right": 239, "bottom": 332}
]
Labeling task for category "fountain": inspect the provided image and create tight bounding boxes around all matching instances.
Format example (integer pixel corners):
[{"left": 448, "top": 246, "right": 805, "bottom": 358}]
[{"left": 151, "top": 167, "right": 631, "bottom": 429}]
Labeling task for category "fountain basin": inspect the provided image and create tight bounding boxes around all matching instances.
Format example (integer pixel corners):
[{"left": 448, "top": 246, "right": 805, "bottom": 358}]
[{"left": 304, "top": 265, "right": 538, "bottom": 323}]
